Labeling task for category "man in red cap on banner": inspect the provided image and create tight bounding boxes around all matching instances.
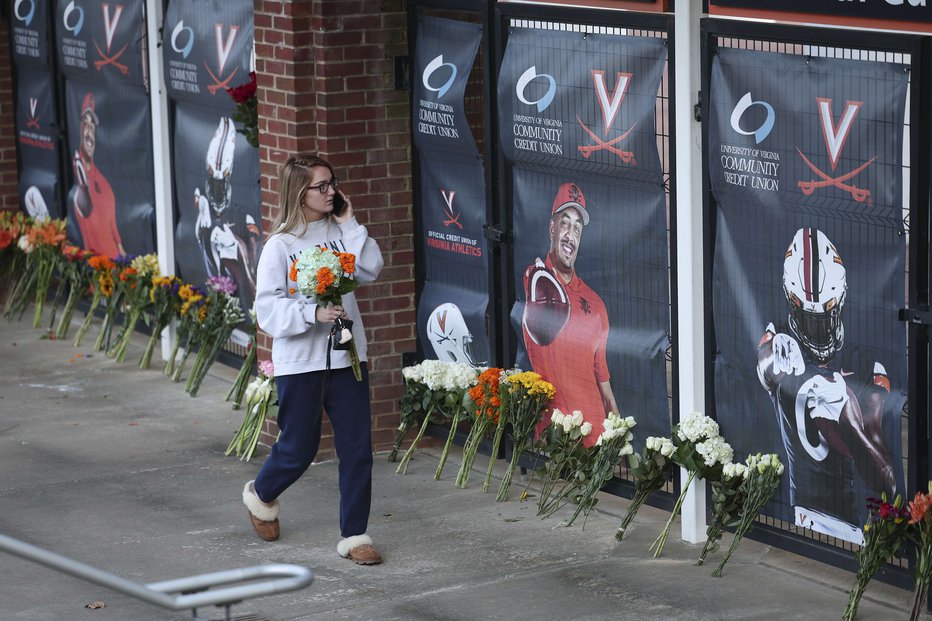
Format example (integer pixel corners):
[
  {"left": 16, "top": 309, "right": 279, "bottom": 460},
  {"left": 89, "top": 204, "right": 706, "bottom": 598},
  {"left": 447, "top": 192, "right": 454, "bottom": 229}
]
[
  {"left": 70, "top": 91, "right": 125, "bottom": 258},
  {"left": 522, "top": 182, "right": 619, "bottom": 446}
]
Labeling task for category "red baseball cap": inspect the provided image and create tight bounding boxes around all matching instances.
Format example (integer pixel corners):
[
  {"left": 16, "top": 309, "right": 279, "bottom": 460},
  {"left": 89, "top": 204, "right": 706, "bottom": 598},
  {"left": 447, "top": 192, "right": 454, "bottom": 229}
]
[
  {"left": 550, "top": 182, "right": 589, "bottom": 225},
  {"left": 81, "top": 92, "right": 99, "bottom": 125}
]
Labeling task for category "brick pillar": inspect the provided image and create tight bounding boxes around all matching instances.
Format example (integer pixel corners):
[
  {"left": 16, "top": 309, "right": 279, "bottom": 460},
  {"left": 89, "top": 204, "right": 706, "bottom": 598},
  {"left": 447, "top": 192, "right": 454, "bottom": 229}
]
[
  {"left": 0, "top": 15, "right": 19, "bottom": 211},
  {"left": 255, "top": 0, "right": 413, "bottom": 458}
]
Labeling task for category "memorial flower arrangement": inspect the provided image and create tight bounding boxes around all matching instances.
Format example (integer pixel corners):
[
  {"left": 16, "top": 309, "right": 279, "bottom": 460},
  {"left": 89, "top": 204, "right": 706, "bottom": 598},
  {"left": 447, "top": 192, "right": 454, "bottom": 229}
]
[
  {"left": 292, "top": 246, "right": 362, "bottom": 381},
  {"left": 455, "top": 367, "right": 503, "bottom": 488},
  {"left": 184, "top": 275, "right": 244, "bottom": 397},
  {"left": 435, "top": 365, "right": 491, "bottom": 482},
  {"left": 536, "top": 409, "right": 593, "bottom": 517},
  {"left": 479, "top": 369, "right": 510, "bottom": 493},
  {"left": 108, "top": 253, "right": 160, "bottom": 363},
  {"left": 54, "top": 243, "right": 92, "bottom": 339},
  {"left": 651, "top": 412, "right": 733, "bottom": 557},
  {"left": 226, "top": 310, "right": 258, "bottom": 409},
  {"left": 94, "top": 256, "right": 130, "bottom": 352},
  {"left": 27, "top": 219, "right": 66, "bottom": 329},
  {"left": 140, "top": 275, "right": 181, "bottom": 369},
  {"left": 496, "top": 370, "right": 555, "bottom": 502},
  {"left": 909, "top": 483, "right": 932, "bottom": 621},
  {"left": 73, "top": 254, "right": 116, "bottom": 346},
  {"left": 615, "top": 435, "right": 676, "bottom": 541},
  {"left": 696, "top": 460, "right": 748, "bottom": 566},
  {"left": 227, "top": 71, "right": 258, "bottom": 148},
  {"left": 2, "top": 225, "right": 37, "bottom": 322},
  {"left": 165, "top": 283, "right": 205, "bottom": 377},
  {"left": 0, "top": 212, "right": 28, "bottom": 313},
  {"left": 395, "top": 359, "right": 477, "bottom": 475},
  {"left": 226, "top": 360, "right": 276, "bottom": 462},
  {"left": 711, "top": 452, "right": 783, "bottom": 576}
]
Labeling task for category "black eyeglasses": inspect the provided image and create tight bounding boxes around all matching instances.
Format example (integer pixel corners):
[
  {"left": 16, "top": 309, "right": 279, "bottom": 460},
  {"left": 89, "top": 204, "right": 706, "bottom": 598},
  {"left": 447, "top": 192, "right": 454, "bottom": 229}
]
[{"left": 309, "top": 178, "right": 339, "bottom": 194}]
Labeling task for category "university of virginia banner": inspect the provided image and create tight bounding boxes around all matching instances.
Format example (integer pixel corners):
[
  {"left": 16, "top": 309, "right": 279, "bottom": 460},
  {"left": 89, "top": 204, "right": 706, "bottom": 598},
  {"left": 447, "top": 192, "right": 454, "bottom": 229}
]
[
  {"left": 54, "top": 0, "right": 155, "bottom": 256},
  {"left": 709, "top": 47, "right": 908, "bottom": 543},
  {"left": 164, "top": 0, "right": 260, "bottom": 329},
  {"left": 412, "top": 16, "right": 489, "bottom": 366},
  {"left": 11, "top": 0, "right": 61, "bottom": 220},
  {"left": 500, "top": 27, "right": 670, "bottom": 443}
]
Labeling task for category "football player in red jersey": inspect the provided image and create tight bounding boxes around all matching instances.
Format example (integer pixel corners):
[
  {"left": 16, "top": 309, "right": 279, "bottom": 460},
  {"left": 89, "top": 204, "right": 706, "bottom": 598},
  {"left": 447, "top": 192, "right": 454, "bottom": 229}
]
[
  {"left": 756, "top": 227, "right": 896, "bottom": 544},
  {"left": 522, "top": 182, "right": 619, "bottom": 447}
]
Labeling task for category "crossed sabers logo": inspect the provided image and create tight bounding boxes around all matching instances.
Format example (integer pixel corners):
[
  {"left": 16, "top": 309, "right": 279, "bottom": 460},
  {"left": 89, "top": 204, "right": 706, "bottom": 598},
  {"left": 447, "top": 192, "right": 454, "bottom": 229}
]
[
  {"left": 796, "top": 97, "right": 875, "bottom": 205},
  {"left": 440, "top": 189, "right": 462, "bottom": 229},
  {"left": 26, "top": 97, "right": 40, "bottom": 129},
  {"left": 94, "top": 3, "right": 129, "bottom": 75},
  {"left": 205, "top": 24, "right": 240, "bottom": 95},
  {"left": 577, "top": 70, "right": 637, "bottom": 164}
]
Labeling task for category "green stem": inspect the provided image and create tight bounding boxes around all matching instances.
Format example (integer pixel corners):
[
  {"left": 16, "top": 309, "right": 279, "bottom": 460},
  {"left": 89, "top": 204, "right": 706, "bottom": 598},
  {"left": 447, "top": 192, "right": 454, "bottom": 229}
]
[
  {"left": 496, "top": 443, "right": 524, "bottom": 502},
  {"left": 650, "top": 470, "right": 697, "bottom": 558},
  {"left": 616, "top": 487, "right": 652, "bottom": 541},
  {"left": 696, "top": 517, "right": 724, "bottom": 566},
  {"left": 396, "top": 408, "right": 432, "bottom": 475},
  {"left": 139, "top": 319, "right": 167, "bottom": 369},
  {"left": 73, "top": 291, "right": 101, "bottom": 347},
  {"left": 481, "top": 419, "right": 507, "bottom": 493},
  {"left": 387, "top": 422, "right": 409, "bottom": 463},
  {"left": 434, "top": 410, "right": 462, "bottom": 481},
  {"left": 55, "top": 284, "right": 84, "bottom": 339}
]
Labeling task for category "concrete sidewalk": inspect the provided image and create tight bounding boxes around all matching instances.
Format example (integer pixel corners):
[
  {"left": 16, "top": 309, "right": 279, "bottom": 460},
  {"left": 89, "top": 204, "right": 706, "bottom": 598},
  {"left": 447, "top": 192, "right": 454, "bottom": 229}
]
[{"left": 0, "top": 313, "right": 912, "bottom": 620}]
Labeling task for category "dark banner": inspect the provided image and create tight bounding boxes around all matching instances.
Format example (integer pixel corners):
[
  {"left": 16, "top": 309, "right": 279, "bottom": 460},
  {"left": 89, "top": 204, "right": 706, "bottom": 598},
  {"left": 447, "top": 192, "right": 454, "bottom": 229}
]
[
  {"left": 16, "top": 68, "right": 62, "bottom": 220},
  {"left": 11, "top": 0, "right": 50, "bottom": 64},
  {"left": 509, "top": 167, "right": 670, "bottom": 443},
  {"left": 172, "top": 104, "right": 262, "bottom": 318},
  {"left": 54, "top": 0, "right": 147, "bottom": 85},
  {"left": 498, "top": 29, "right": 666, "bottom": 182},
  {"left": 710, "top": 0, "right": 932, "bottom": 23},
  {"left": 163, "top": 0, "right": 254, "bottom": 108},
  {"left": 412, "top": 16, "right": 482, "bottom": 157},
  {"left": 416, "top": 154, "right": 490, "bottom": 366},
  {"left": 64, "top": 79, "right": 155, "bottom": 256},
  {"left": 709, "top": 48, "right": 907, "bottom": 543}
]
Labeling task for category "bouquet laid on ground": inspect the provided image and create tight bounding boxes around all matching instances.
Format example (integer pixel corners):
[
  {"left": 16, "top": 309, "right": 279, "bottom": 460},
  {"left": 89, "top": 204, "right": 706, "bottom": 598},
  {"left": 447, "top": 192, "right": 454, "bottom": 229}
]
[
  {"left": 908, "top": 484, "right": 932, "bottom": 621},
  {"left": 54, "top": 244, "right": 91, "bottom": 339},
  {"left": 696, "top": 460, "right": 748, "bottom": 566},
  {"left": 436, "top": 365, "right": 491, "bottom": 482},
  {"left": 651, "top": 412, "right": 733, "bottom": 558},
  {"left": 395, "top": 359, "right": 477, "bottom": 475},
  {"left": 165, "top": 283, "right": 205, "bottom": 377},
  {"left": 94, "top": 256, "right": 129, "bottom": 352},
  {"left": 184, "top": 276, "right": 245, "bottom": 397},
  {"left": 27, "top": 219, "right": 66, "bottom": 329},
  {"left": 479, "top": 369, "right": 510, "bottom": 493},
  {"left": 615, "top": 435, "right": 677, "bottom": 541},
  {"left": 0, "top": 212, "right": 28, "bottom": 314},
  {"left": 711, "top": 452, "right": 783, "bottom": 576},
  {"left": 455, "top": 367, "right": 503, "bottom": 488},
  {"left": 226, "top": 359, "right": 276, "bottom": 462},
  {"left": 292, "top": 246, "right": 361, "bottom": 381},
  {"left": 73, "top": 254, "right": 116, "bottom": 346},
  {"left": 536, "top": 409, "right": 593, "bottom": 517},
  {"left": 226, "top": 311, "right": 258, "bottom": 408},
  {"left": 108, "top": 254, "right": 160, "bottom": 362},
  {"left": 496, "top": 370, "right": 555, "bottom": 502},
  {"left": 140, "top": 275, "right": 181, "bottom": 369},
  {"left": 227, "top": 71, "right": 258, "bottom": 148}
]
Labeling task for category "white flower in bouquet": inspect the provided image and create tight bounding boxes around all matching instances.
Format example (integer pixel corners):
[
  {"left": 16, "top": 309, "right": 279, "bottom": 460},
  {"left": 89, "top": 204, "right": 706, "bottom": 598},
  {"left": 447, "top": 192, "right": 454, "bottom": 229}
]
[
  {"left": 17, "top": 235, "right": 33, "bottom": 253},
  {"left": 696, "top": 435, "right": 734, "bottom": 468},
  {"left": 722, "top": 461, "right": 749, "bottom": 480},
  {"left": 579, "top": 421, "right": 593, "bottom": 437},
  {"left": 677, "top": 412, "right": 720, "bottom": 443},
  {"left": 551, "top": 408, "right": 566, "bottom": 426}
]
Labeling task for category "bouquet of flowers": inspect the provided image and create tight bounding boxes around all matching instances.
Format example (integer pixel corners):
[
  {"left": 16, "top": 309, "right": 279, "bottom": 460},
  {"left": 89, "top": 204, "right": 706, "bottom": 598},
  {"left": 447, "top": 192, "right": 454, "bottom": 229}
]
[
  {"left": 696, "top": 460, "right": 748, "bottom": 566},
  {"left": 0, "top": 212, "right": 28, "bottom": 312},
  {"left": 292, "top": 246, "right": 362, "bottom": 381},
  {"left": 536, "top": 409, "right": 593, "bottom": 517},
  {"left": 28, "top": 219, "right": 66, "bottom": 329},
  {"left": 651, "top": 412, "right": 733, "bottom": 558},
  {"left": 185, "top": 276, "right": 245, "bottom": 397},
  {"left": 615, "top": 436, "right": 676, "bottom": 541},
  {"left": 479, "top": 370, "right": 510, "bottom": 493},
  {"left": 433, "top": 365, "right": 486, "bottom": 481},
  {"left": 54, "top": 244, "right": 92, "bottom": 339},
  {"left": 710, "top": 453, "right": 783, "bottom": 576},
  {"left": 908, "top": 484, "right": 932, "bottom": 621},
  {"left": 108, "top": 253, "right": 160, "bottom": 362},
  {"left": 395, "top": 359, "right": 476, "bottom": 475},
  {"left": 226, "top": 360, "right": 277, "bottom": 462},
  {"left": 140, "top": 275, "right": 181, "bottom": 369},
  {"left": 73, "top": 254, "right": 116, "bottom": 346},
  {"left": 455, "top": 367, "right": 503, "bottom": 488},
  {"left": 226, "top": 310, "right": 258, "bottom": 408},
  {"left": 165, "top": 283, "right": 205, "bottom": 377},
  {"left": 94, "top": 256, "right": 129, "bottom": 352},
  {"left": 227, "top": 71, "right": 258, "bottom": 148},
  {"left": 496, "top": 370, "right": 556, "bottom": 502}
]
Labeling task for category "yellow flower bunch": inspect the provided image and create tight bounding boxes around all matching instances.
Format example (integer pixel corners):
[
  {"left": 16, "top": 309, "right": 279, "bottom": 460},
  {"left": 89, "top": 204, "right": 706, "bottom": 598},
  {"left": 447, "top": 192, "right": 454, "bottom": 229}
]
[
  {"left": 505, "top": 371, "right": 556, "bottom": 400},
  {"left": 130, "top": 253, "right": 161, "bottom": 278}
]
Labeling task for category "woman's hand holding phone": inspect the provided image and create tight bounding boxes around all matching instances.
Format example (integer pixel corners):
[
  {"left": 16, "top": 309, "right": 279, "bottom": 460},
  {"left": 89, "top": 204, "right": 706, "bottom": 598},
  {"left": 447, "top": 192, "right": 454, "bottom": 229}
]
[{"left": 332, "top": 191, "right": 353, "bottom": 223}]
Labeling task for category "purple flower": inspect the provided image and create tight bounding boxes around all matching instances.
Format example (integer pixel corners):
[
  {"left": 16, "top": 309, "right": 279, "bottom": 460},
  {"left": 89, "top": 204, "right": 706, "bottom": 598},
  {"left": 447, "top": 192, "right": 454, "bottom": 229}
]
[{"left": 206, "top": 275, "right": 237, "bottom": 295}]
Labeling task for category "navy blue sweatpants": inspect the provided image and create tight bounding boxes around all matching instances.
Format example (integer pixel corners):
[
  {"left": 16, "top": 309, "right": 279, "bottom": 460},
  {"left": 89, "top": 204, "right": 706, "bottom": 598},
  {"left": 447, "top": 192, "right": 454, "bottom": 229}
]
[{"left": 254, "top": 364, "right": 372, "bottom": 538}]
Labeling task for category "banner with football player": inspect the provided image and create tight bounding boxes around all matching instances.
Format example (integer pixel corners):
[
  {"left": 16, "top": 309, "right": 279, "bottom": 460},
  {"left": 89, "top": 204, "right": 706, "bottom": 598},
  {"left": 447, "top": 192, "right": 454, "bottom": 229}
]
[
  {"left": 163, "top": 0, "right": 260, "bottom": 334},
  {"left": 11, "top": 0, "right": 51, "bottom": 65},
  {"left": 16, "top": 68, "right": 62, "bottom": 221},
  {"left": 708, "top": 48, "right": 908, "bottom": 544},
  {"left": 509, "top": 166, "right": 670, "bottom": 445},
  {"left": 498, "top": 28, "right": 666, "bottom": 183},
  {"left": 412, "top": 16, "right": 482, "bottom": 158},
  {"left": 416, "top": 154, "right": 490, "bottom": 367}
]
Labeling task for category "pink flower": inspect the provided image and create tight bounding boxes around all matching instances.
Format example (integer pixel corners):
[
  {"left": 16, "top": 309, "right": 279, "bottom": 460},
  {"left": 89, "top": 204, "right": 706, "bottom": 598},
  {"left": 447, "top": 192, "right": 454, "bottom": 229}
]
[{"left": 258, "top": 359, "right": 274, "bottom": 378}]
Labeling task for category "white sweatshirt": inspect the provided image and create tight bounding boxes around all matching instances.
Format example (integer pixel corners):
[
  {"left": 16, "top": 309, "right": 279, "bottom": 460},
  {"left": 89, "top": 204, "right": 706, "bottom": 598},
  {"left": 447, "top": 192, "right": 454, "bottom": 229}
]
[{"left": 255, "top": 216, "right": 384, "bottom": 377}]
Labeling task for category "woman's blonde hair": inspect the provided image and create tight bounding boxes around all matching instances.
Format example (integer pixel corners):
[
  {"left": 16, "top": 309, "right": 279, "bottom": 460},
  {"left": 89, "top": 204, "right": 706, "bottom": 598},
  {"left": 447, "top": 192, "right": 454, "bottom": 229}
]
[{"left": 270, "top": 154, "right": 337, "bottom": 236}]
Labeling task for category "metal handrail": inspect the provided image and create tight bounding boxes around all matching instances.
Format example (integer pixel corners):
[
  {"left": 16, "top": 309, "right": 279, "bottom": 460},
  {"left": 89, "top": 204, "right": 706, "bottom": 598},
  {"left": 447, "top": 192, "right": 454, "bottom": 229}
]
[{"left": 0, "top": 533, "right": 313, "bottom": 618}]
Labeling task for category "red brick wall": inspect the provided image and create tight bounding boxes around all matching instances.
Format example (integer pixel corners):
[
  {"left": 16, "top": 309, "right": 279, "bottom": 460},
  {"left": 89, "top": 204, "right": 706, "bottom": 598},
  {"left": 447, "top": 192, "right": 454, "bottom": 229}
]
[
  {"left": 0, "top": 15, "right": 19, "bottom": 211},
  {"left": 254, "top": 0, "right": 413, "bottom": 459}
]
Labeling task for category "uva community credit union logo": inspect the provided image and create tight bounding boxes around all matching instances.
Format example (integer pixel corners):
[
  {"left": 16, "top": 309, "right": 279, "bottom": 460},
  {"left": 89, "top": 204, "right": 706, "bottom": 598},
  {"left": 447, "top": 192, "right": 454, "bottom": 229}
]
[{"left": 796, "top": 97, "right": 875, "bottom": 205}]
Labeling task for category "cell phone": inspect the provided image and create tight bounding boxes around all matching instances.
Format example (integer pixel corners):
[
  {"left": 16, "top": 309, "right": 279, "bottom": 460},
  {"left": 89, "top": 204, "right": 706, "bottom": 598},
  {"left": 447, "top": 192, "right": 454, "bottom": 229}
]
[{"left": 332, "top": 191, "right": 347, "bottom": 216}]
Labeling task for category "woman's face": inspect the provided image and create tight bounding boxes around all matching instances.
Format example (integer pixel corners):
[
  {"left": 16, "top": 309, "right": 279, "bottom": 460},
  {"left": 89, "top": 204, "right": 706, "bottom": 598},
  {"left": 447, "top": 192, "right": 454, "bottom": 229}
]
[{"left": 301, "top": 165, "right": 337, "bottom": 222}]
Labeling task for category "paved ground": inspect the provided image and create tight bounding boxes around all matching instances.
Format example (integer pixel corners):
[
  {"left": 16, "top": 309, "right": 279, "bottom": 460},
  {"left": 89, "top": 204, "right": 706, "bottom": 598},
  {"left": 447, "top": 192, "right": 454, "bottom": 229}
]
[{"left": 0, "top": 313, "right": 914, "bottom": 620}]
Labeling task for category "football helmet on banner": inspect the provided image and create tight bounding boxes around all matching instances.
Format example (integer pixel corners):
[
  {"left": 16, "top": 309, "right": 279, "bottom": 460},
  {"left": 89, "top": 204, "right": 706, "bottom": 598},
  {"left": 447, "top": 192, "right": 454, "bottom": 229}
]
[{"left": 427, "top": 302, "right": 483, "bottom": 367}]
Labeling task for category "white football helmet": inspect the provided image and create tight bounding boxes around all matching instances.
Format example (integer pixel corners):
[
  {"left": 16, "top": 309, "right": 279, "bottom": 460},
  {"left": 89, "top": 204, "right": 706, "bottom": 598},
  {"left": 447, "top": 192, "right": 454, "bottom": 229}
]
[
  {"left": 24, "top": 186, "right": 50, "bottom": 221},
  {"left": 205, "top": 117, "right": 237, "bottom": 218},
  {"left": 427, "top": 302, "right": 483, "bottom": 367},
  {"left": 783, "top": 227, "right": 846, "bottom": 364}
]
